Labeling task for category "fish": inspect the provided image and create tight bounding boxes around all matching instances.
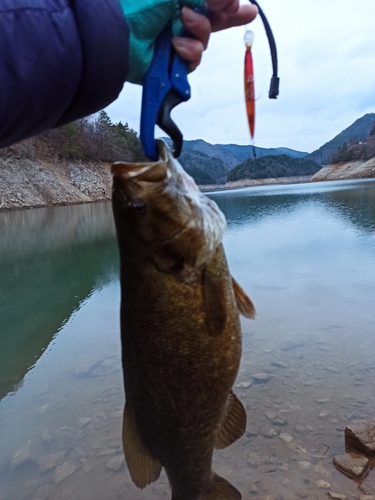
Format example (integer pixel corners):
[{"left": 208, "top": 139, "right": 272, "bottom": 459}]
[{"left": 111, "top": 140, "right": 256, "bottom": 500}]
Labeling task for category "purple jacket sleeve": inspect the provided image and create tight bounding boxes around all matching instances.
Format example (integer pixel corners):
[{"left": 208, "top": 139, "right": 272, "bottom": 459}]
[{"left": 0, "top": 0, "right": 129, "bottom": 148}]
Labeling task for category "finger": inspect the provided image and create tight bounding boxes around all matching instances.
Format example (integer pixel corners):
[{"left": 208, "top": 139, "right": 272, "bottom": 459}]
[
  {"left": 172, "top": 37, "right": 203, "bottom": 71},
  {"left": 210, "top": 4, "right": 258, "bottom": 32},
  {"left": 206, "top": 0, "right": 239, "bottom": 13},
  {"left": 181, "top": 7, "right": 211, "bottom": 50}
]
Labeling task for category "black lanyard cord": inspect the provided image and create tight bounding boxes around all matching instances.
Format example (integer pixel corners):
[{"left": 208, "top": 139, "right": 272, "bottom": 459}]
[{"left": 249, "top": 0, "right": 280, "bottom": 99}]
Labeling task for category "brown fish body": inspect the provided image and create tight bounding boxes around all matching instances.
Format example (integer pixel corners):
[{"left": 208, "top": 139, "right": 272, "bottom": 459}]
[{"left": 112, "top": 142, "right": 255, "bottom": 500}]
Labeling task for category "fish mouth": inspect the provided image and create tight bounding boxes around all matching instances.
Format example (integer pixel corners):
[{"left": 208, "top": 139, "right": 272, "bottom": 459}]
[{"left": 111, "top": 160, "right": 168, "bottom": 184}]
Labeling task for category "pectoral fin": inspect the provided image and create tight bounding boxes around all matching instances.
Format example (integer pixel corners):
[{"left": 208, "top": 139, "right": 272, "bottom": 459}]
[
  {"left": 214, "top": 391, "right": 247, "bottom": 450},
  {"left": 232, "top": 277, "right": 256, "bottom": 319},
  {"left": 122, "top": 403, "right": 162, "bottom": 488}
]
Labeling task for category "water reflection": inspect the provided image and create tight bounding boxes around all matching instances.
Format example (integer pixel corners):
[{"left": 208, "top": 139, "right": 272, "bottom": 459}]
[
  {"left": 0, "top": 202, "right": 118, "bottom": 401},
  {"left": 0, "top": 180, "right": 375, "bottom": 499},
  {"left": 209, "top": 179, "right": 375, "bottom": 235}
]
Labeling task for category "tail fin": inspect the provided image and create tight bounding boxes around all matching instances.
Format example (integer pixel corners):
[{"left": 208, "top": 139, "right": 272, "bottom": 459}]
[{"left": 202, "top": 473, "right": 241, "bottom": 500}]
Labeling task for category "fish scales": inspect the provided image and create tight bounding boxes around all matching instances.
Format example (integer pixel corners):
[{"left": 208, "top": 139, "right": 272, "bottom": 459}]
[{"left": 111, "top": 141, "right": 255, "bottom": 500}]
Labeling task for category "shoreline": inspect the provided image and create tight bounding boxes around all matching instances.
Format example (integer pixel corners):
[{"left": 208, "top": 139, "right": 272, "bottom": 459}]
[
  {"left": 2, "top": 174, "right": 375, "bottom": 213},
  {"left": 0, "top": 176, "right": 311, "bottom": 213},
  {"left": 0, "top": 197, "right": 111, "bottom": 213},
  {"left": 199, "top": 175, "right": 312, "bottom": 192}
]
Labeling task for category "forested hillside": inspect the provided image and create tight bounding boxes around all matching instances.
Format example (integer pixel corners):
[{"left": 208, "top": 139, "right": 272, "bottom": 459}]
[
  {"left": 227, "top": 155, "right": 321, "bottom": 182},
  {"left": 328, "top": 123, "right": 375, "bottom": 163},
  {"left": 179, "top": 150, "right": 228, "bottom": 184},
  {"left": 307, "top": 113, "right": 375, "bottom": 165},
  {"left": 0, "top": 111, "right": 144, "bottom": 163},
  {"left": 0, "top": 112, "right": 145, "bottom": 210}
]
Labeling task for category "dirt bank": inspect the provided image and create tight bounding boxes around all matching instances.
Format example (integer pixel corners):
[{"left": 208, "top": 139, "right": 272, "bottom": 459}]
[
  {"left": 0, "top": 155, "right": 112, "bottom": 211},
  {"left": 311, "top": 158, "right": 375, "bottom": 182}
]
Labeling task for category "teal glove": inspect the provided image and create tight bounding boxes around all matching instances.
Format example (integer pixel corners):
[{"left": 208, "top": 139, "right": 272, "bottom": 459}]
[{"left": 119, "top": 0, "right": 204, "bottom": 85}]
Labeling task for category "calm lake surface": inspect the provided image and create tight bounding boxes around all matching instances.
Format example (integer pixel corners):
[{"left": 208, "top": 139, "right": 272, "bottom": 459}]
[{"left": 1, "top": 179, "right": 375, "bottom": 500}]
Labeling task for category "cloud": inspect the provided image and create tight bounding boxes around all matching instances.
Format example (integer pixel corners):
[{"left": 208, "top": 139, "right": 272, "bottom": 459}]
[{"left": 106, "top": 0, "right": 375, "bottom": 153}]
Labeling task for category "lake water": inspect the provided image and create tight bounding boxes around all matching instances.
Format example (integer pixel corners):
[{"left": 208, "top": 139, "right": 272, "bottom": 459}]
[{"left": 1, "top": 179, "right": 375, "bottom": 500}]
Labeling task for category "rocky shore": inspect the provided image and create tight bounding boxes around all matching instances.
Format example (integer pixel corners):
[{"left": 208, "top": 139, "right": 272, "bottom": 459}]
[
  {"left": 0, "top": 155, "right": 113, "bottom": 211},
  {"left": 200, "top": 176, "right": 312, "bottom": 192},
  {"left": 311, "top": 159, "right": 375, "bottom": 182}
]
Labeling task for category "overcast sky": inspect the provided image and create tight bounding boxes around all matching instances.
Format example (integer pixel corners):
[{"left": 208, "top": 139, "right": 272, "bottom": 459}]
[{"left": 106, "top": 0, "right": 375, "bottom": 153}]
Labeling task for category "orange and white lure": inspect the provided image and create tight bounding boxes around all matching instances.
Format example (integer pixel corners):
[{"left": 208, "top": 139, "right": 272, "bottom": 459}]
[
  {"left": 244, "top": 30, "right": 255, "bottom": 142},
  {"left": 243, "top": 0, "right": 280, "bottom": 155}
]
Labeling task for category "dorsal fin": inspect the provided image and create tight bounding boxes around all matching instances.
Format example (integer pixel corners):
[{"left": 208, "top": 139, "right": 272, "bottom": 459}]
[
  {"left": 231, "top": 277, "right": 256, "bottom": 319},
  {"left": 214, "top": 391, "right": 246, "bottom": 450},
  {"left": 122, "top": 403, "right": 162, "bottom": 488}
]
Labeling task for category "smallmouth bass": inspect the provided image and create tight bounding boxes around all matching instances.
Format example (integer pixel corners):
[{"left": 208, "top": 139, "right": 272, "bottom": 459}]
[{"left": 111, "top": 141, "right": 255, "bottom": 500}]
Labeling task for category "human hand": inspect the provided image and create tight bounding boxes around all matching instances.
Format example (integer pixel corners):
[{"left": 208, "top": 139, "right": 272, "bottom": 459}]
[{"left": 172, "top": 1, "right": 258, "bottom": 70}]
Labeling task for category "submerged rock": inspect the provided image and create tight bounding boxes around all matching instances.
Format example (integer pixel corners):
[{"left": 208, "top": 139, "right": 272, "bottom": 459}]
[
  {"left": 345, "top": 421, "right": 375, "bottom": 456},
  {"left": 279, "top": 432, "right": 294, "bottom": 444},
  {"left": 37, "top": 451, "right": 66, "bottom": 473},
  {"left": 106, "top": 454, "right": 124, "bottom": 472},
  {"left": 328, "top": 493, "right": 347, "bottom": 499},
  {"left": 315, "top": 479, "right": 331, "bottom": 489},
  {"left": 333, "top": 452, "right": 369, "bottom": 479},
  {"left": 53, "top": 461, "right": 76, "bottom": 484},
  {"left": 235, "top": 381, "right": 252, "bottom": 389},
  {"left": 251, "top": 373, "right": 274, "bottom": 384},
  {"left": 260, "top": 426, "right": 277, "bottom": 438},
  {"left": 280, "top": 340, "right": 305, "bottom": 351},
  {"left": 11, "top": 441, "right": 33, "bottom": 468}
]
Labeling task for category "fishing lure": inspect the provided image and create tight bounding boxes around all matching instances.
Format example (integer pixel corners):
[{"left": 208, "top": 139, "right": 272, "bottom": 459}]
[
  {"left": 245, "top": 0, "right": 280, "bottom": 153},
  {"left": 244, "top": 30, "right": 255, "bottom": 142}
]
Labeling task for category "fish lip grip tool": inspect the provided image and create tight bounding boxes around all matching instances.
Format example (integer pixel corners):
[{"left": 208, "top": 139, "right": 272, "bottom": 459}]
[
  {"left": 140, "top": 6, "right": 208, "bottom": 162},
  {"left": 140, "top": 22, "right": 192, "bottom": 162}
]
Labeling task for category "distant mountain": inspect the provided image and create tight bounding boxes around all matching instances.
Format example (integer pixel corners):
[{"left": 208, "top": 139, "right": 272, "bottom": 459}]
[
  {"left": 179, "top": 149, "right": 227, "bottom": 184},
  {"left": 307, "top": 113, "right": 375, "bottom": 165},
  {"left": 163, "top": 138, "right": 308, "bottom": 168},
  {"left": 162, "top": 137, "right": 308, "bottom": 184},
  {"left": 182, "top": 139, "right": 308, "bottom": 167},
  {"left": 227, "top": 155, "right": 321, "bottom": 182}
]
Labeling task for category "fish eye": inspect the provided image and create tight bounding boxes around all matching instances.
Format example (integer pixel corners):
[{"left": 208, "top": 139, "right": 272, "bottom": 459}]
[{"left": 129, "top": 199, "right": 146, "bottom": 218}]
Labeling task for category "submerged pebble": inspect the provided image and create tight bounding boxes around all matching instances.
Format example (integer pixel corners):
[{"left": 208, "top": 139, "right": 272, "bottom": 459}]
[
  {"left": 279, "top": 432, "right": 294, "bottom": 444},
  {"left": 260, "top": 426, "right": 277, "bottom": 438},
  {"left": 251, "top": 373, "right": 274, "bottom": 384},
  {"left": 297, "top": 461, "right": 311, "bottom": 471},
  {"left": 315, "top": 479, "right": 331, "bottom": 488},
  {"left": 106, "top": 454, "right": 124, "bottom": 472},
  {"left": 235, "top": 381, "right": 252, "bottom": 389}
]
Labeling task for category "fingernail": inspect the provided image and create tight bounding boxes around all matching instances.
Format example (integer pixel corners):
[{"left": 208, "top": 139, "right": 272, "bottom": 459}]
[{"left": 172, "top": 37, "right": 190, "bottom": 50}]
